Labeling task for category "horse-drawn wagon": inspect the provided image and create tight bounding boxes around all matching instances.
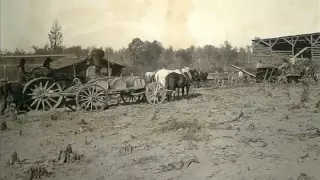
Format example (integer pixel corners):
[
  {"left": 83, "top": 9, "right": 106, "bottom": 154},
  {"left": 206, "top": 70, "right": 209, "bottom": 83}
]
[
  {"left": 1, "top": 54, "right": 78, "bottom": 113},
  {"left": 207, "top": 71, "right": 243, "bottom": 87},
  {"left": 1, "top": 51, "right": 168, "bottom": 113}
]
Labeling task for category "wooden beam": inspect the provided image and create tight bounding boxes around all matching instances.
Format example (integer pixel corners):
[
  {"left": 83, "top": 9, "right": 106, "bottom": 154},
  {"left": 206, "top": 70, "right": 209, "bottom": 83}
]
[
  {"left": 293, "top": 47, "right": 310, "bottom": 58},
  {"left": 251, "top": 41, "right": 259, "bottom": 49},
  {"left": 1, "top": 54, "right": 76, "bottom": 59},
  {"left": 231, "top": 64, "right": 256, "bottom": 78},
  {"left": 260, "top": 40, "right": 271, "bottom": 47},
  {"left": 291, "top": 37, "right": 295, "bottom": 56},
  {"left": 313, "top": 36, "right": 320, "bottom": 44},
  {"left": 305, "top": 37, "right": 312, "bottom": 44},
  {"left": 271, "top": 38, "right": 279, "bottom": 47},
  {"left": 269, "top": 40, "right": 272, "bottom": 54},
  {"left": 293, "top": 36, "right": 299, "bottom": 46},
  {"left": 282, "top": 38, "right": 293, "bottom": 45}
]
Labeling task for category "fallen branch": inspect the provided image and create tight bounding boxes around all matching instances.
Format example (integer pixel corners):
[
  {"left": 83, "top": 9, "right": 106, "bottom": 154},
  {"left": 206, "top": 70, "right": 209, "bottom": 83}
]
[
  {"left": 6, "top": 151, "right": 28, "bottom": 166},
  {"left": 211, "top": 111, "right": 244, "bottom": 127},
  {"left": 160, "top": 157, "right": 200, "bottom": 172}
]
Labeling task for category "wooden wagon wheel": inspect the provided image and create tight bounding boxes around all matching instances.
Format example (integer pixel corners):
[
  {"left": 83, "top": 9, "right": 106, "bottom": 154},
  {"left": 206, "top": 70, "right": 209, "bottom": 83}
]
[
  {"left": 64, "top": 98, "right": 77, "bottom": 111},
  {"left": 145, "top": 82, "right": 166, "bottom": 105},
  {"left": 120, "top": 92, "right": 145, "bottom": 104},
  {"left": 214, "top": 76, "right": 224, "bottom": 87},
  {"left": 22, "top": 77, "right": 63, "bottom": 111},
  {"left": 76, "top": 84, "right": 109, "bottom": 112}
]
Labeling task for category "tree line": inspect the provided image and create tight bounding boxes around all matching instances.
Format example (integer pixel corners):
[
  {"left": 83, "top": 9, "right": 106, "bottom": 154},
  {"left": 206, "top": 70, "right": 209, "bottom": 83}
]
[{"left": 1, "top": 20, "right": 255, "bottom": 74}]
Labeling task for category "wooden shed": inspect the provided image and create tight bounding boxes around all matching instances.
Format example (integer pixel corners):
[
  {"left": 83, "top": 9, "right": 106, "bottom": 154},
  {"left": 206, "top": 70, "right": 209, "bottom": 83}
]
[{"left": 251, "top": 32, "right": 320, "bottom": 67}]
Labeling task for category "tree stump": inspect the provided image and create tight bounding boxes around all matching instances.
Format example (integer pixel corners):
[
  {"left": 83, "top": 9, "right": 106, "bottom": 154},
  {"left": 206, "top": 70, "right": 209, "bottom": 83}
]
[
  {"left": 1, "top": 121, "right": 8, "bottom": 130},
  {"left": 7, "top": 151, "right": 20, "bottom": 165},
  {"left": 58, "top": 144, "right": 84, "bottom": 163},
  {"left": 25, "top": 165, "right": 53, "bottom": 180}
]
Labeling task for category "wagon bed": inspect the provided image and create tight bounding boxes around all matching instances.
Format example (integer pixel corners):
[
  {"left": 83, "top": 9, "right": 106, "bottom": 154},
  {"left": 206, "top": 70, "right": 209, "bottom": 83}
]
[{"left": 21, "top": 75, "right": 167, "bottom": 112}]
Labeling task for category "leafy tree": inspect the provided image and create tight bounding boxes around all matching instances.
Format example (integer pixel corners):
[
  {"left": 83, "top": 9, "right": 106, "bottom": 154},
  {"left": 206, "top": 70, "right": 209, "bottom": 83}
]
[
  {"left": 31, "top": 44, "right": 50, "bottom": 55},
  {"left": 64, "top": 46, "right": 86, "bottom": 56},
  {"left": 48, "top": 19, "right": 63, "bottom": 53},
  {"left": 162, "top": 46, "right": 174, "bottom": 68},
  {"left": 175, "top": 47, "right": 194, "bottom": 67},
  {"left": 143, "top": 40, "right": 164, "bottom": 69},
  {"left": 128, "top": 38, "right": 147, "bottom": 66},
  {"left": 13, "top": 48, "right": 26, "bottom": 55}
]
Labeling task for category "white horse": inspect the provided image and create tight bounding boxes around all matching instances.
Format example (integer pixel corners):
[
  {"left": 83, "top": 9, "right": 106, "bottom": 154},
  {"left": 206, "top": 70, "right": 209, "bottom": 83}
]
[
  {"left": 145, "top": 71, "right": 157, "bottom": 83},
  {"left": 154, "top": 67, "right": 191, "bottom": 87}
]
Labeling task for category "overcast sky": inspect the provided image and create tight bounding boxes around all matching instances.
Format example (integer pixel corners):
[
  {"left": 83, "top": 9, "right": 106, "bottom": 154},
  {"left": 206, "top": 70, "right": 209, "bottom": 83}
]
[{"left": 1, "top": 0, "right": 319, "bottom": 51}]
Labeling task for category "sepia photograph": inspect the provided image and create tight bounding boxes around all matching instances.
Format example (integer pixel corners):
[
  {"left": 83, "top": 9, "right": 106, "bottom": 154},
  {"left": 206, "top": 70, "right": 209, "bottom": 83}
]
[{"left": 0, "top": 0, "right": 319, "bottom": 179}]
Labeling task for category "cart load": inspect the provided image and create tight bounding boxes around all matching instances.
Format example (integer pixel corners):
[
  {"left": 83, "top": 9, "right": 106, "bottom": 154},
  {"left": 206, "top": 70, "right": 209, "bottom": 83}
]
[
  {"left": 123, "top": 76, "right": 146, "bottom": 89},
  {"left": 256, "top": 67, "right": 280, "bottom": 83}
]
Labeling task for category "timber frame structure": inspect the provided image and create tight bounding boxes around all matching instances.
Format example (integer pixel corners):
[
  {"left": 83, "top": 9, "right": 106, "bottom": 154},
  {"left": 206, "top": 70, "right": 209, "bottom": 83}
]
[{"left": 252, "top": 32, "right": 320, "bottom": 65}]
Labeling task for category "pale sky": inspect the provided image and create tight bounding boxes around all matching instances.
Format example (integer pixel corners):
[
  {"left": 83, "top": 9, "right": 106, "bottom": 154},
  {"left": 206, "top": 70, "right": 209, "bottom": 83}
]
[{"left": 1, "top": 0, "right": 319, "bottom": 51}]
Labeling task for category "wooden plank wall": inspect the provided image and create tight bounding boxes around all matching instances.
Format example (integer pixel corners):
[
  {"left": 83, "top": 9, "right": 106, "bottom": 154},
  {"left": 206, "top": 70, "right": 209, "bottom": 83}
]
[{"left": 312, "top": 42, "right": 320, "bottom": 66}]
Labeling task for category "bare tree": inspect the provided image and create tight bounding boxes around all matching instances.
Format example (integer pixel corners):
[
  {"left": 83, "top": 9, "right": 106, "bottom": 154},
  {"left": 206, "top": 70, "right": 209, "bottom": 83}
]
[{"left": 48, "top": 19, "right": 63, "bottom": 53}]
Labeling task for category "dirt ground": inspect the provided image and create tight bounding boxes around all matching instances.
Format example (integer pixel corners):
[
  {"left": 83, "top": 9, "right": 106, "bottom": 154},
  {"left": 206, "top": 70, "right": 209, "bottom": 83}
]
[{"left": 1, "top": 83, "right": 320, "bottom": 180}]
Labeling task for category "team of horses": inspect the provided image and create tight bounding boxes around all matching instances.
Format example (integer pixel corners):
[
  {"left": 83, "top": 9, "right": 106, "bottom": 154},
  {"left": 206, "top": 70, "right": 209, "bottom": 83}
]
[{"left": 145, "top": 67, "right": 208, "bottom": 101}]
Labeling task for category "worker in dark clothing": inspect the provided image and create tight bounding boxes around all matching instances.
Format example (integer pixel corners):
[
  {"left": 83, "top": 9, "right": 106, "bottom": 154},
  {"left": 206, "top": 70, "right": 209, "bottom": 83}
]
[
  {"left": 0, "top": 79, "right": 24, "bottom": 116},
  {"left": 0, "top": 78, "right": 10, "bottom": 115},
  {"left": 43, "top": 57, "right": 52, "bottom": 68}
]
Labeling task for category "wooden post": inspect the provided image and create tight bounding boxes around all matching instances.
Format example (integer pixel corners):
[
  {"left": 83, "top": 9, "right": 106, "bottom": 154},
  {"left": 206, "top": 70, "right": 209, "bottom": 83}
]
[
  {"left": 291, "top": 37, "right": 295, "bottom": 56},
  {"left": 73, "top": 64, "right": 76, "bottom": 79},
  {"left": 263, "top": 68, "right": 269, "bottom": 83},
  {"left": 107, "top": 50, "right": 111, "bottom": 77},
  {"left": 268, "top": 68, "right": 275, "bottom": 82},
  {"left": 3, "top": 57, "right": 7, "bottom": 80}
]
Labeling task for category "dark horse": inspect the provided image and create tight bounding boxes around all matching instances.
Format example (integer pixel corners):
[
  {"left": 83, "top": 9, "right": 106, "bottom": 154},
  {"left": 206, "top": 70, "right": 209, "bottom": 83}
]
[
  {"left": 193, "top": 70, "right": 208, "bottom": 88},
  {"left": 165, "top": 71, "right": 194, "bottom": 101}
]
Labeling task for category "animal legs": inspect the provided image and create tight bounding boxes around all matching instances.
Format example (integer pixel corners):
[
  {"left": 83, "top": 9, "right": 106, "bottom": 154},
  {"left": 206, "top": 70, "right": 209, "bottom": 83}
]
[
  {"left": 186, "top": 85, "right": 190, "bottom": 99},
  {"left": 181, "top": 86, "right": 185, "bottom": 97}
]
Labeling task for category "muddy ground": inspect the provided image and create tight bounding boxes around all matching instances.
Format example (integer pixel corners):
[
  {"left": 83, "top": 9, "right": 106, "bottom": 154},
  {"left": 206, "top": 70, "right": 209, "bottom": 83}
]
[{"left": 1, "top": 83, "right": 320, "bottom": 180}]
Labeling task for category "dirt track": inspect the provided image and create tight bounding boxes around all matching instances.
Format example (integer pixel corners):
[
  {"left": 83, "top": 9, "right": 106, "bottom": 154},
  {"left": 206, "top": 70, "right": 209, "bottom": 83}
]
[{"left": 1, "top": 83, "right": 320, "bottom": 180}]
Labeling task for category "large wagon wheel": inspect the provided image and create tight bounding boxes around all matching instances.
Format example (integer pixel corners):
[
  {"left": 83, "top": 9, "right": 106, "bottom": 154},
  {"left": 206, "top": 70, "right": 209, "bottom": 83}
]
[
  {"left": 214, "top": 76, "right": 224, "bottom": 87},
  {"left": 22, "top": 77, "right": 63, "bottom": 111},
  {"left": 76, "top": 84, "right": 109, "bottom": 112},
  {"left": 145, "top": 82, "right": 166, "bottom": 105}
]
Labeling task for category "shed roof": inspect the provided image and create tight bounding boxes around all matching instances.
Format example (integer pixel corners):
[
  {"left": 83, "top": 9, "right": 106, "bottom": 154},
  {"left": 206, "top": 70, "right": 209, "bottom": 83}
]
[
  {"left": 50, "top": 55, "right": 126, "bottom": 70},
  {"left": 252, "top": 32, "right": 320, "bottom": 51}
]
